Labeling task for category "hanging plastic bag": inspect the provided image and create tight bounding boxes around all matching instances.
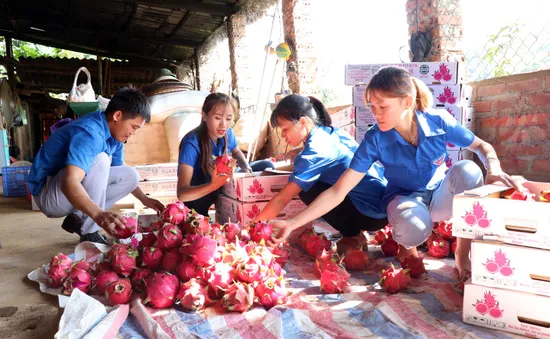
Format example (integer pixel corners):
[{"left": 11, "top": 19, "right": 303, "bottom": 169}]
[{"left": 67, "top": 67, "right": 96, "bottom": 103}]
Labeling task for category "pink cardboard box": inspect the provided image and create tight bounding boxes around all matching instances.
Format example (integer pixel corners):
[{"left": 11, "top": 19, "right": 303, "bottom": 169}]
[
  {"left": 428, "top": 84, "right": 473, "bottom": 107},
  {"left": 339, "top": 123, "right": 356, "bottom": 139},
  {"left": 331, "top": 106, "right": 355, "bottom": 128},
  {"left": 215, "top": 194, "right": 306, "bottom": 225},
  {"left": 463, "top": 282, "right": 550, "bottom": 338},
  {"left": 222, "top": 172, "right": 290, "bottom": 202},
  {"left": 472, "top": 240, "right": 550, "bottom": 297}
]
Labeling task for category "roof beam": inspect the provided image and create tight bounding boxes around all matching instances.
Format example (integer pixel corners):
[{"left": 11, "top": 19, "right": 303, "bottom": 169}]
[
  {"left": 134, "top": 0, "right": 235, "bottom": 16},
  {"left": 120, "top": 2, "right": 138, "bottom": 32}
]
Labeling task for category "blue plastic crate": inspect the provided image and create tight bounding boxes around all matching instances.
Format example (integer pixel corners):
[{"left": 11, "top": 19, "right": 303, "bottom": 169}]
[{"left": 2, "top": 166, "right": 32, "bottom": 197}]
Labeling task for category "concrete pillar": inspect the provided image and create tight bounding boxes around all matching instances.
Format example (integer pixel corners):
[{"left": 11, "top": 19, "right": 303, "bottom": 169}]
[{"left": 406, "top": 0, "right": 465, "bottom": 62}]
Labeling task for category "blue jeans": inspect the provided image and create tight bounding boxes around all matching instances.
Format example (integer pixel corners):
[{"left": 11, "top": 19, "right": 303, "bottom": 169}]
[{"left": 387, "top": 160, "right": 484, "bottom": 248}]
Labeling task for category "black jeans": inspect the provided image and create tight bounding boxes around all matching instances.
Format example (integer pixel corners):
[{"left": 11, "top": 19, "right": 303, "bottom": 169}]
[
  {"left": 187, "top": 160, "right": 276, "bottom": 216},
  {"left": 298, "top": 181, "right": 388, "bottom": 237}
]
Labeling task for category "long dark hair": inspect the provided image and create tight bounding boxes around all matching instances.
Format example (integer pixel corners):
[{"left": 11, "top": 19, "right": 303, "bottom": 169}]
[
  {"left": 270, "top": 95, "right": 332, "bottom": 128},
  {"left": 364, "top": 66, "right": 432, "bottom": 111},
  {"left": 189, "top": 92, "right": 238, "bottom": 175}
]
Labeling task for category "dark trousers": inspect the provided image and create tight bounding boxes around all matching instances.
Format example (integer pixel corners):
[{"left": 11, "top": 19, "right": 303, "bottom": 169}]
[
  {"left": 298, "top": 181, "right": 388, "bottom": 237},
  {"left": 187, "top": 160, "right": 276, "bottom": 216}
]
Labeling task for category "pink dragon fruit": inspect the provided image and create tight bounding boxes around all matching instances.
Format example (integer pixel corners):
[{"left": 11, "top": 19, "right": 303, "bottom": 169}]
[
  {"left": 49, "top": 252, "right": 73, "bottom": 270},
  {"left": 162, "top": 248, "right": 183, "bottom": 273},
  {"left": 215, "top": 154, "right": 237, "bottom": 175},
  {"left": 156, "top": 224, "right": 183, "bottom": 250},
  {"left": 248, "top": 241, "right": 274, "bottom": 266},
  {"left": 72, "top": 260, "right": 91, "bottom": 271},
  {"left": 111, "top": 247, "right": 138, "bottom": 277},
  {"left": 110, "top": 216, "right": 137, "bottom": 239},
  {"left": 427, "top": 235, "right": 450, "bottom": 258},
  {"left": 105, "top": 278, "right": 133, "bottom": 305},
  {"left": 320, "top": 264, "right": 350, "bottom": 294},
  {"left": 271, "top": 243, "right": 291, "bottom": 266},
  {"left": 343, "top": 248, "right": 369, "bottom": 271},
  {"left": 180, "top": 234, "right": 199, "bottom": 257},
  {"left": 223, "top": 220, "right": 241, "bottom": 242},
  {"left": 374, "top": 225, "right": 392, "bottom": 244},
  {"left": 182, "top": 212, "right": 211, "bottom": 235},
  {"left": 399, "top": 255, "right": 427, "bottom": 278},
  {"left": 131, "top": 268, "right": 153, "bottom": 292},
  {"left": 381, "top": 238, "right": 400, "bottom": 257},
  {"left": 187, "top": 235, "right": 218, "bottom": 266},
  {"left": 298, "top": 227, "right": 317, "bottom": 247},
  {"left": 314, "top": 246, "right": 342, "bottom": 275},
  {"left": 142, "top": 247, "right": 164, "bottom": 270},
  {"left": 47, "top": 265, "right": 70, "bottom": 288},
  {"left": 210, "top": 223, "right": 226, "bottom": 246},
  {"left": 144, "top": 272, "right": 180, "bottom": 309},
  {"left": 140, "top": 233, "right": 157, "bottom": 248},
  {"left": 63, "top": 265, "right": 92, "bottom": 295},
  {"left": 162, "top": 201, "right": 189, "bottom": 226},
  {"left": 378, "top": 263, "right": 411, "bottom": 294},
  {"left": 221, "top": 282, "right": 255, "bottom": 313},
  {"left": 93, "top": 261, "right": 112, "bottom": 277},
  {"left": 270, "top": 261, "right": 285, "bottom": 277},
  {"left": 249, "top": 222, "right": 273, "bottom": 243},
  {"left": 177, "top": 278, "right": 211, "bottom": 312},
  {"left": 304, "top": 233, "right": 332, "bottom": 257},
  {"left": 106, "top": 243, "right": 127, "bottom": 262},
  {"left": 221, "top": 242, "right": 249, "bottom": 266},
  {"left": 434, "top": 220, "right": 454, "bottom": 241},
  {"left": 255, "top": 276, "right": 288, "bottom": 309},
  {"left": 177, "top": 260, "right": 205, "bottom": 282},
  {"left": 206, "top": 262, "right": 236, "bottom": 299},
  {"left": 93, "top": 270, "right": 120, "bottom": 295},
  {"left": 234, "top": 256, "right": 268, "bottom": 284}
]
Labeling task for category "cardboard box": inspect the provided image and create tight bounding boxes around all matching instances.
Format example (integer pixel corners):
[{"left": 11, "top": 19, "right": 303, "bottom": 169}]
[
  {"left": 446, "top": 150, "right": 464, "bottom": 168},
  {"left": 215, "top": 194, "right": 307, "bottom": 225},
  {"left": 352, "top": 84, "right": 367, "bottom": 107},
  {"left": 472, "top": 240, "right": 550, "bottom": 296},
  {"left": 355, "top": 125, "right": 373, "bottom": 144},
  {"left": 428, "top": 85, "right": 473, "bottom": 107},
  {"left": 134, "top": 192, "right": 178, "bottom": 209},
  {"left": 339, "top": 123, "right": 355, "bottom": 139},
  {"left": 355, "top": 106, "right": 376, "bottom": 127},
  {"left": 222, "top": 172, "right": 290, "bottom": 202},
  {"left": 452, "top": 181, "right": 550, "bottom": 250},
  {"left": 138, "top": 179, "right": 178, "bottom": 195},
  {"left": 331, "top": 106, "right": 355, "bottom": 128},
  {"left": 136, "top": 163, "right": 178, "bottom": 181},
  {"left": 438, "top": 106, "right": 474, "bottom": 131},
  {"left": 463, "top": 282, "right": 550, "bottom": 338},
  {"left": 344, "top": 62, "right": 463, "bottom": 86}
]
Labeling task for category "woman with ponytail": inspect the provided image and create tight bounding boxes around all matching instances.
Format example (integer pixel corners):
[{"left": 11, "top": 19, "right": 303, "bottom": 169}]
[
  {"left": 177, "top": 93, "right": 274, "bottom": 215},
  {"left": 255, "top": 95, "right": 388, "bottom": 252},
  {"left": 270, "top": 67, "right": 523, "bottom": 278}
]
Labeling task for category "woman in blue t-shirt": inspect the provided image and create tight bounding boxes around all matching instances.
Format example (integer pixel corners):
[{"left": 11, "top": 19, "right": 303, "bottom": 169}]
[
  {"left": 255, "top": 95, "right": 388, "bottom": 251},
  {"left": 270, "top": 67, "right": 523, "bottom": 278},
  {"left": 177, "top": 93, "right": 273, "bottom": 215}
]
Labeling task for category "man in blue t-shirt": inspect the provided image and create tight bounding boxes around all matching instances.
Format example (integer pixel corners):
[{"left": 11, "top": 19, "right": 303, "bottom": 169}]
[{"left": 28, "top": 88, "right": 164, "bottom": 244}]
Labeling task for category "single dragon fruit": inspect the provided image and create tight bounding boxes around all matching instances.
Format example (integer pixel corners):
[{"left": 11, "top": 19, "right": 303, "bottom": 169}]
[
  {"left": 378, "top": 263, "right": 411, "bottom": 294},
  {"left": 49, "top": 252, "right": 73, "bottom": 270},
  {"left": 381, "top": 238, "right": 400, "bottom": 257},
  {"left": 271, "top": 243, "right": 291, "bottom": 266},
  {"left": 105, "top": 278, "right": 133, "bottom": 305},
  {"left": 93, "top": 270, "right": 120, "bottom": 295},
  {"left": 298, "top": 227, "right": 318, "bottom": 248},
  {"left": 303, "top": 233, "right": 332, "bottom": 257},
  {"left": 221, "top": 282, "right": 255, "bottom": 313},
  {"left": 63, "top": 265, "right": 92, "bottom": 295},
  {"left": 177, "top": 260, "right": 206, "bottom": 282},
  {"left": 320, "top": 264, "right": 350, "bottom": 294},
  {"left": 140, "top": 233, "right": 157, "bottom": 248},
  {"left": 156, "top": 224, "right": 183, "bottom": 250},
  {"left": 343, "top": 248, "right": 369, "bottom": 271},
  {"left": 47, "top": 265, "right": 70, "bottom": 288},
  {"left": 111, "top": 246, "right": 138, "bottom": 277},
  {"left": 131, "top": 268, "right": 153, "bottom": 292},
  {"left": 144, "top": 272, "right": 180, "bottom": 309},
  {"left": 161, "top": 201, "right": 189, "bottom": 226},
  {"left": 142, "top": 247, "right": 164, "bottom": 270},
  {"left": 399, "top": 255, "right": 427, "bottom": 278},
  {"left": 234, "top": 256, "right": 269, "bottom": 284},
  {"left": 434, "top": 220, "right": 454, "bottom": 241},
  {"left": 255, "top": 275, "right": 288, "bottom": 309},
  {"left": 177, "top": 278, "right": 211, "bottom": 312},
  {"left": 206, "top": 262, "right": 235, "bottom": 299},
  {"left": 249, "top": 221, "right": 274, "bottom": 243},
  {"left": 374, "top": 225, "right": 392, "bottom": 244},
  {"left": 215, "top": 154, "right": 237, "bottom": 175},
  {"left": 182, "top": 212, "right": 211, "bottom": 235},
  {"left": 162, "top": 248, "right": 183, "bottom": 273},
  {"left": 223, "top": 220, "right": 241, "bottom": 243},
  {"left": 186, "top": 235, "right": 218, "bottom": 266},
  {"left": 111, "top": 216, "right": 137, "bottom": 239},
  {"left": 314, "top": 246, "right": 342, "bottom": 276},
  {"left": 427, "top": 235, "right": 450, "bottom": 258}
]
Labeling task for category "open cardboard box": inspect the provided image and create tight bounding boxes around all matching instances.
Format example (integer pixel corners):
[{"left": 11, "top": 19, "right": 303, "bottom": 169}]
[
  {"left": 463, "top": 282, "right": 550, "bottom": 338},
  {"left": 472, "top": 240, "right": 550, "bottom": 297},
  {"left": 452, "top": 181, "right": 550, "bottom": 250}
]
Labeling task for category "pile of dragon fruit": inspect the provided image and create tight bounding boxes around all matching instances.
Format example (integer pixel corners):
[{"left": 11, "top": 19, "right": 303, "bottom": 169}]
[{"left": 45, "top": 201, "right": 292, "bottom": 312}]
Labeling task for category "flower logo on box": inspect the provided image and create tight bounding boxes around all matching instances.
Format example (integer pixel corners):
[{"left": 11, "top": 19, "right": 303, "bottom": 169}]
[
  {"left": 436, "top": 86, "right": 457, "bottom": 105},
  {"left": 236, "top": 180, "right": 241, "bottom": 199},
  {"left": 247, "top": 204, "right": 261, "bottom": 220},
  {"left": 433, "top": 63, "right": 453, "bottom": 82},
  {"left": 248, "top": 179, "right": 264, "bottom": 194},
  {"left": 484, "top": 249, "right": 514, "bottom": 276},
  {"left": 474, "top": 291, "right": 503, "bottom": 319},
  {"left": 463, "top": 202, "right": 491, "bottom": 228}
]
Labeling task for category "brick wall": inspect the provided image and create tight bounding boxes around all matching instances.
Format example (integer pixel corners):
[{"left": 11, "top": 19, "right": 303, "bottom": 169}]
[{"left": 471, "top": 69, "right": 550, "bottom": 181}]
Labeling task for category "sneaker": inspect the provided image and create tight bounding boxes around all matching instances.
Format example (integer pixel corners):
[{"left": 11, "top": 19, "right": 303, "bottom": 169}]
[
  {"left": 80, "top": 231, "right": 107, "bottom": 245},
  {"left": 61, "top": 213, "right": 83, "bottom": 236}
]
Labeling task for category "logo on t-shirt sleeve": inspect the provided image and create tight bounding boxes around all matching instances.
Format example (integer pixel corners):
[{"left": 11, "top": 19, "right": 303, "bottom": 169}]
[{"left": 433, "top": 153, "right": 446, "bottom": 166}]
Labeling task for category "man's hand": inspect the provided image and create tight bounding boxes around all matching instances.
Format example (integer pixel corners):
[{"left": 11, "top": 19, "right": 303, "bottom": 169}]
[
  {"left": 93, "top": 211, "right": 126, "bottom": 236},
  {"left": 486, "top": 168, "right": 526, "bottom": 191},
  {"left": 140, "top": 197, "right": 165, "bottom": 215}
]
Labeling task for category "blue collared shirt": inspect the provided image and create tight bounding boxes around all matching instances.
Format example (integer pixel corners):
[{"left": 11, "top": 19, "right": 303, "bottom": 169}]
[
  {"left": 178, "top": 127, "right": 238, "bottom": 185},
  {"left": 350, "top": 109, "right": 475, "bottom": 211},
  {"left": 27, "top": 111, "right": 123, "bottom": 196},
  {"left": 291, "top": 125, "right": 388, "bottom": 219}
]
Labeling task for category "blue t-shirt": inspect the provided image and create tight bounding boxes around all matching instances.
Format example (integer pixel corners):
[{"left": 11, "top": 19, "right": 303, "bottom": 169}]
[
  {"left": 290, "top": 125, "right": 388, "bottom": 219},
  {"left": 350, "top": 109, "right": 476, "bottom": 211},
  {"left": 28, "top": 111, "right": 123, "bottom": 196},
  {"left": 178, "top": 127, "right": 238, "bottom": 186}
]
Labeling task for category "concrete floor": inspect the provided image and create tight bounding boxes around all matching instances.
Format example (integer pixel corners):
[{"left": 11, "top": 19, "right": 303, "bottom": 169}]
[{"left": 0, "top": 195, "right": 123, "bottom": 338}]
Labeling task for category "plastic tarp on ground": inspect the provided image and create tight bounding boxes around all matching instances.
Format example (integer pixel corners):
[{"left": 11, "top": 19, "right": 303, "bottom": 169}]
[{"left": 29, "top": 235, "right": 522, "bottom": 338}]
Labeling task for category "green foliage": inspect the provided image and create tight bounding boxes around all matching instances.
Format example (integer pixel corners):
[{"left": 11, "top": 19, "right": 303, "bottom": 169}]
[
  {"left": 481, "top": 22, "right": 520, "bottom": 78},
  {"left": 317, "top": 88, "right": 337, "bottom": 107},
  {"left": 0, "top": 37, "right": 94, "bottom": 60}
]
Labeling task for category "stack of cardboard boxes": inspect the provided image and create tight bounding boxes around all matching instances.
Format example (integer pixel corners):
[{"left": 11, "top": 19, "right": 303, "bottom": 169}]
[
  {"left": 453, "top": 182, "right": 550, "bottom": 338},
  {"left": 135, "top": 163, "right": 178, "bottom": 209},
  {"left": 332, "top": 62, "right": 474, "bottom": 168},
  {"left": 215, "top": 171, "right": 306, "bottom": 225}
]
